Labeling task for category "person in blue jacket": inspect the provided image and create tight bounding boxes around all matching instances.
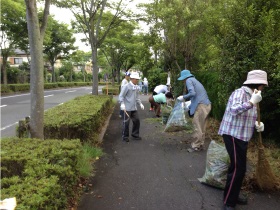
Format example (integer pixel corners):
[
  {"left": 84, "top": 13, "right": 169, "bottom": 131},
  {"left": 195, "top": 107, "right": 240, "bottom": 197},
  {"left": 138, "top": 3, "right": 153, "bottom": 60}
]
[{"left": 177, "top": 70, "right": 211, "bottom": 152}]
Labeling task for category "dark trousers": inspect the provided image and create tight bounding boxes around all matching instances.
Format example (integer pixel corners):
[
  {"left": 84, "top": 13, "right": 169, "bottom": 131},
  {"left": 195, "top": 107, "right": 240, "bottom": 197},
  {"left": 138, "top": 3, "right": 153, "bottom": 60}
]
[
  {"left": 149, "top": 96, "right": 161, "bottom": 116},
  {"left": 223, "top": 134, "right": 248, "bottom": 207},
  {"left": 122, "top": 111, "right": 140, "bottom": 139}
]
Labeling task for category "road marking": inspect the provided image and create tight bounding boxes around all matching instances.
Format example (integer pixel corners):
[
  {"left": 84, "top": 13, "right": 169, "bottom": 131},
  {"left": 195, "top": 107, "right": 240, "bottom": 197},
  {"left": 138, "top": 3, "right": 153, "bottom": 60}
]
[
  {"left": 1, "top": 93, "right": 30, "bottom": 99},
  {"left": 44, "top": 94, "right": 54, "bottom": 98},
  {"left": 1, "top": 122, "right": 18, "bottom": 131},
  {"left": 0, "top": 105, "right": 7, "bottom": 108},
  {"left": 65, "top": 90, "right": 76, "bottom": 93}
]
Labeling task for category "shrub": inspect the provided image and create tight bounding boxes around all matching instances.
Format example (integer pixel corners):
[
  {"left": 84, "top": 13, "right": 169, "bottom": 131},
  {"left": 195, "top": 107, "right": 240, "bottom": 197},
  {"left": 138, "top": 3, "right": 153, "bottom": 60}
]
[
  {"left": 1, "top": 138, "right": 82, "bottom": 209},
  {"left": 102, "top": 85, "right": 120, "bottom": 95},
  {"left": 44, "top": 95, "right": 114, "bottom": 143}
]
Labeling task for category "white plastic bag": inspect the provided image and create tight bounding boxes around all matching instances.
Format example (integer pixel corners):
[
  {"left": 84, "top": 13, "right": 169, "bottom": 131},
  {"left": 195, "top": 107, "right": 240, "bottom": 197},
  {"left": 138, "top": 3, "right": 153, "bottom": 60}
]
[{"left": 164, "top": 100, "right": 193, "bottom": 132}]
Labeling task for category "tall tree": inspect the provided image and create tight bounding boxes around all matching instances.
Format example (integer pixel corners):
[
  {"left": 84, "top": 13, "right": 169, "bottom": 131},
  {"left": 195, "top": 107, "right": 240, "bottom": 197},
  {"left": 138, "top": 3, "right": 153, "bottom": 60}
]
[
  {"left": 43, "top": 16, "right": 77, "bottom": 82},
  {"left": 24, "top": 0, "right": 50, "bottom": 139},
  {"left": 100, "top": 14, "right": 140, "bottom": 84},
  {"left": 58, "top": 0, "right": 131, "bottom": 95},
  {"left": 1, "top": 0, "right": 28, "bottom": 85}
]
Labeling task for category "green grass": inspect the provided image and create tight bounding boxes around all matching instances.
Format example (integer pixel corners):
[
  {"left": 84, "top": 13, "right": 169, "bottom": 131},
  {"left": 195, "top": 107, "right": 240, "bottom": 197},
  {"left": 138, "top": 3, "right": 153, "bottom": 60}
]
[{"left": 77, "top": 143, "right": 103, "bottom": 177}]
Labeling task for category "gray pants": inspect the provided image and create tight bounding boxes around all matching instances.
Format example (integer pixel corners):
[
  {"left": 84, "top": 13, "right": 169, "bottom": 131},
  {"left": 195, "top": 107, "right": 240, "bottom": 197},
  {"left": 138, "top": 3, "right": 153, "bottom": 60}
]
[{"left": 122, "top": 110, "right": 140, "bottom": 139}]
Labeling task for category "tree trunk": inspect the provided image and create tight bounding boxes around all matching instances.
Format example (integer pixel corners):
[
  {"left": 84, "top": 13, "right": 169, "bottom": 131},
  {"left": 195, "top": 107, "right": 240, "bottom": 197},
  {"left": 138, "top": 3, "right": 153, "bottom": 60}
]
[
  {"left": 51, "top": 63, "right": 55, "bottom": 82},
  {"left": 1, "top": 58, "right": 8, "bottom": 85},
  {"left": 25, "top": 0, "right": 50, "bottom": 139},
  {"left": 91, "top": 47, "right": 99, "bottom": 95}
]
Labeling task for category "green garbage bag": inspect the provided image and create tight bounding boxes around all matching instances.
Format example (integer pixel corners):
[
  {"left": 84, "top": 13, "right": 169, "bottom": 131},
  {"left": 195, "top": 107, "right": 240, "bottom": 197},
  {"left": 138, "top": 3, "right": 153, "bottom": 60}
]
[{"left": 198, "top": 140, "right": 230, "bottom": 189}]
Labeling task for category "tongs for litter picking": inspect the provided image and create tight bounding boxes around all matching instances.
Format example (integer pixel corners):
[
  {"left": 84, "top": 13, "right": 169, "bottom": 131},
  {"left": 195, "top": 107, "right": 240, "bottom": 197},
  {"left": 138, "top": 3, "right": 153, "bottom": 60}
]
[{"left": 123, "top": 110, "right": 130, "bottom": 122}]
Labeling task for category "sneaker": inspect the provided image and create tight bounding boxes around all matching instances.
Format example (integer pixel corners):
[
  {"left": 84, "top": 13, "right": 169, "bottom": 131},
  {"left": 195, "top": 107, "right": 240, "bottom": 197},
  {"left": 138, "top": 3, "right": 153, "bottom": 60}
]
[
  {"left": 224, "top": 205, "right": 235, "bottom": 210},
  {"left": 131, "top": 135, "right": 142, "bottom": 140},
  {"left": 119, "top": 115, "right": 122, "bottom": 118},
  {"left": 123, "top": 138, "right": 129, "bottom": 142},
  {"left": 187, "top": 147, "right": 201, "bottom": 153}
]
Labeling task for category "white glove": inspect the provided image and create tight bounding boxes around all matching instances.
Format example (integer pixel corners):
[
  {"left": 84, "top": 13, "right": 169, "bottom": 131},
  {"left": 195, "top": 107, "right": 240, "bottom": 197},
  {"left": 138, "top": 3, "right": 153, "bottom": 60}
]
[
  {"left": 120, "top": 103, "right": 125, "bottom": 110},
  {"left": 250, "top": 89, "right": 262, "bottom": 105},
  {"left": 177, "top": 95, "right": 184, "bottom": 101},
  {"left": 255, "top": 121, "right": 264, "bottom": 132},
  {"left": 140, "top": 103, "right": 145, "bottom": 110},
  {"left": 184, "top": 101, "right": 191, "bottom": 111}
]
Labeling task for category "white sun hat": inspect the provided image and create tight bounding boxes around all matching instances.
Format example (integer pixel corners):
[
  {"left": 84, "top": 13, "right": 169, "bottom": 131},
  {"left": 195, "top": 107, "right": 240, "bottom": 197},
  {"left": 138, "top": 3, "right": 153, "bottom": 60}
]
[
  {"left": 130, "top": 72, "right": 141, "bottom": 79},
  {"left": 243, "top": 70, "right": 268, "bottom": 86}
]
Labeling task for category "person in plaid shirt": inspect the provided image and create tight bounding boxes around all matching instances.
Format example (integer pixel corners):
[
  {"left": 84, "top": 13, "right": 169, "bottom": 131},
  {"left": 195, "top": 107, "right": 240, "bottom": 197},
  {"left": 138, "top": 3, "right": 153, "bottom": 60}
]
[{"left": 218, "top": 70, "right": 268, "bottom": 210}]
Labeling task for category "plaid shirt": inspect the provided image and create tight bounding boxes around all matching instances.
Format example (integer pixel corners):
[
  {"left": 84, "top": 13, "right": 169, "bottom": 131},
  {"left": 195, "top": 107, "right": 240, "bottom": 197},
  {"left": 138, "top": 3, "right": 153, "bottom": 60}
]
[{"left": 218, "top": 86, "right": 257, "bottom": 141}]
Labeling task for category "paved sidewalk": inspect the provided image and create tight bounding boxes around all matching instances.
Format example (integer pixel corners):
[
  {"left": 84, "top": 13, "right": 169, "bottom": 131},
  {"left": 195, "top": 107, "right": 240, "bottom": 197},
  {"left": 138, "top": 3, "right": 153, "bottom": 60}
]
[{"left": 78, "top": 95, "right": 280, "bottom": 210}]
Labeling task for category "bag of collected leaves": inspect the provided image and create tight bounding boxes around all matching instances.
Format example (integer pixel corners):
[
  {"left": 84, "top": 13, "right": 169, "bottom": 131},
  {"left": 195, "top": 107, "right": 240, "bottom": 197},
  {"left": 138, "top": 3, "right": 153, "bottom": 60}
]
[
  {"left": 164, "top": 100, "right": 193, "bottom": 133},
  {"left": 198, "top": 140, "right": 230, "bottom": 189},
  {"left": 161, "top": 104, "right": 173, "bottom": 125}
]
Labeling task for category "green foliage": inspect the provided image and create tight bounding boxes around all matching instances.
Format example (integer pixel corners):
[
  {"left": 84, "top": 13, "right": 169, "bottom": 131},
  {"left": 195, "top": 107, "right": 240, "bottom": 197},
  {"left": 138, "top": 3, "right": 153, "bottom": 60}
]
[
  {"left": 102, "top": 85, "right": 120, "bottom": 95},
  {"left": 147, "top": 67, "right": 165, "bottom": 92},
  {"left": 7, "top": 67, "right": 20, "bottom": 84},
  {"left": 44, "top": 95, "right": 114, "bottom": 143},
  {"left": 195, "top": 71, "right": 225, "bottom": 120},
  {"left": 7, "top": 83, "right": 30, "bottom": 92},
  {"left": 77, "top": 143, "right": 103, "bottom": 177},
  {"left": 1, "top": 138, "right": 82, "bottom": 209},
  {"left": 159, "top": 72, "right": 168, "bottom": 84},
  {"left": 44, "top": 83, "right": 59, "bottom": 89},
  {"left": 0, "top": 85, "right": 12, "bottom": 94},
  {"left": 212, "top": 0, "right": 280, "bottom": 139}
]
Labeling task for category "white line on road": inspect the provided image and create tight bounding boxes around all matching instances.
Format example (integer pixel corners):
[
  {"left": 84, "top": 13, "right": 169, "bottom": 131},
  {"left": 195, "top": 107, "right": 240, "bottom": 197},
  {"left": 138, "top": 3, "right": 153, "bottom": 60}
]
[
  {"left": 1, "top": 122, "right": 18, "bottom": 131},
  {"left": 1, "top": 93, "right": 30, "bottom": 99},
  {"left": 65, "top": 90, "right": 76, "bottom": 93},
  {"left": 0, "top": 105, "right": 7, "bottom": 108},
  {"left": 44, "top": 94, "right": 54, "bottom": 98}
]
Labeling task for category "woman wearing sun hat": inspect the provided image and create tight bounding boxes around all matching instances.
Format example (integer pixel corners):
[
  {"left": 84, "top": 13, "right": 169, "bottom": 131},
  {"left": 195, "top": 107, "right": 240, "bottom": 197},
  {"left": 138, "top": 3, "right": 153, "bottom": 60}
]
[
  {"left": 177, "top": 69, "right": 211, "bottom": 152},
  {"left": 218, "top": 70, "right": 267, "bottom": 210}
]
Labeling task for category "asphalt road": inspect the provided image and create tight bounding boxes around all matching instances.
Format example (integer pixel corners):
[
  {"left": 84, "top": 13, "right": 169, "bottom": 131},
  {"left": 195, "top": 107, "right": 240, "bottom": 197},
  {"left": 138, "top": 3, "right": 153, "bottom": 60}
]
[
  {"left": 78, "top": 95, "right": 280, "bottom": 210},
  {"left": 0, "top": 86, "right": 104, "bottom": 138}
]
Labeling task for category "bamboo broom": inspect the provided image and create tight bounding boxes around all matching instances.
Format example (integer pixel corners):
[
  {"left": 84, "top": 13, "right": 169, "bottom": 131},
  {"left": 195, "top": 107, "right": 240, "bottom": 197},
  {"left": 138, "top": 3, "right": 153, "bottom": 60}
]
[{"left": 255, "top": 103, "right": 279, "bottom": 190}]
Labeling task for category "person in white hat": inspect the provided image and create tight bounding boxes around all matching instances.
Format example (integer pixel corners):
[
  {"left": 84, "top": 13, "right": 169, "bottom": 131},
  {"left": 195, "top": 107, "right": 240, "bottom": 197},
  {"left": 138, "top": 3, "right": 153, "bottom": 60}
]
[
  {"left": 119, "top": 72, "right": 145, "bottom": 142},
  {"left": 119, "top": 72, "right": 131, "bottom": 118},
  {"left": 218, "top": 70, "right": 268, "bottom": 210},
  {"left": 177, "top": 69, "right": 211, "bottom": 152}
]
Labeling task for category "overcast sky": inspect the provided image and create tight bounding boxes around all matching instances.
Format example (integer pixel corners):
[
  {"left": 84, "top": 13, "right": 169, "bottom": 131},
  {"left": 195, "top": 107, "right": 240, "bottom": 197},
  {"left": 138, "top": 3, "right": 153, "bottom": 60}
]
[{"left": 49, "top": 0, "right": 152, "bottom": 52}]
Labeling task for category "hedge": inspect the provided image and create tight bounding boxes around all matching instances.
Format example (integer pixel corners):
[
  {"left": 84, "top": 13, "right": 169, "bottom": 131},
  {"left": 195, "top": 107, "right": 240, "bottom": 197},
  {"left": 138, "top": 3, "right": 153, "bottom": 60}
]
[
  {"left": 1, "top": 138, "right": 82, "bottom": 209},
  {"left": 44, "top": 95, "right": 114, "bottom": 143},
  {"left": 102, "top": 85, "right": 120, "bottom": 95},
  {"left": 0, "top": 82, "right": 106, "bottom": 95}
]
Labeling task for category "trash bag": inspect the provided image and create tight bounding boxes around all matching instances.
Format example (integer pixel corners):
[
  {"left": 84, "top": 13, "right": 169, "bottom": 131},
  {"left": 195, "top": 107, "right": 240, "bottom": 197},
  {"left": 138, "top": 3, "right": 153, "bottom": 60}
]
[
  {"left": 164, "top": 100, "right": 193, "bottom": 132},
  {"left": 198, "top": 140, "right": 230, "bottom": 189},
  {"left": 161, "top": 105, "right": 172, "bottom": 125}
]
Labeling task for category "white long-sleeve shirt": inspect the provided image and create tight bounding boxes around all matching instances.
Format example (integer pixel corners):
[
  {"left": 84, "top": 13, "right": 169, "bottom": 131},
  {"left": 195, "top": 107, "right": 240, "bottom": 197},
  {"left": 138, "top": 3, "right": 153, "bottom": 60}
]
[
  {"left": 154, "top": 85, "right": 168, "bottom": 94},
  {"left": 119, "top": 82, "right": 142, "bottom": 111}
]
